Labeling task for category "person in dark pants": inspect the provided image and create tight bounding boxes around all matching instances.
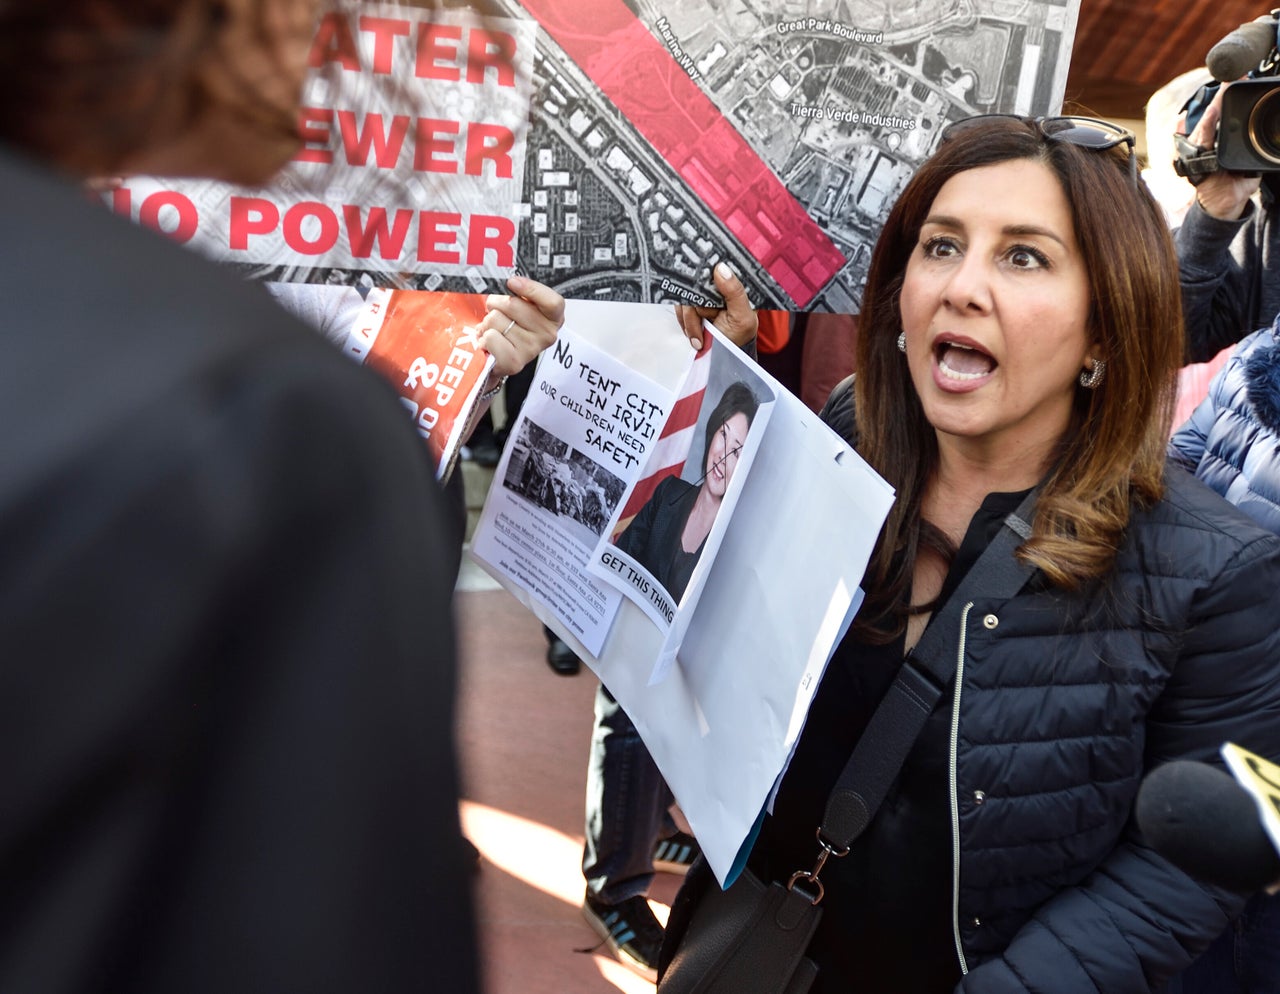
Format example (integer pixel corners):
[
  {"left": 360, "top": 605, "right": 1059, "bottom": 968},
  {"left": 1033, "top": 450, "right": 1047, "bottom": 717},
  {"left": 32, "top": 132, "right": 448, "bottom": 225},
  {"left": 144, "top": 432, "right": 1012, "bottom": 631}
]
[
  {"left": 583, "top": 381, "right": 758, "bottom": 978},
  {"left": 579, "top": 264, "right": 761, "bottom": 980}
]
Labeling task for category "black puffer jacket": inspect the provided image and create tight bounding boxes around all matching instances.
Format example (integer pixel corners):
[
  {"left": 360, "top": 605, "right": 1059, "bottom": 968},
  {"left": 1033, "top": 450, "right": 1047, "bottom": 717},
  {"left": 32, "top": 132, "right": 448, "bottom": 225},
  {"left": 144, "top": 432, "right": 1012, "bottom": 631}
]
[
  {"left": 1175, "top": 175, "right": 1280, "bottom": 362},
  {"left": 819, "top": 379, "right": 1280, "bottom": 993}
]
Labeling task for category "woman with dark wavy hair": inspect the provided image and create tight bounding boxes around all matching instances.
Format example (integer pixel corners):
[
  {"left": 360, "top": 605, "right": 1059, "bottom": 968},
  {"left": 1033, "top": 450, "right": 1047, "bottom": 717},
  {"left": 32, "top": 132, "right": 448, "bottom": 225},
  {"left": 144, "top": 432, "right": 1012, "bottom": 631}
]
[{"left": 716, "top": 116, "right": 1280, "bottom": 993}]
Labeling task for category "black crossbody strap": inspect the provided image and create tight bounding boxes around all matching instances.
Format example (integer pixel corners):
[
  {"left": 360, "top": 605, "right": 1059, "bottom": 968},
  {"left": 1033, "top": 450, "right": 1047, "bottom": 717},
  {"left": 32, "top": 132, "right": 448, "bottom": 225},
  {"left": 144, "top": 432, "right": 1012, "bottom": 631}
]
[{"left": 819, "top": 490, "right": 1038, "bottom": 847}]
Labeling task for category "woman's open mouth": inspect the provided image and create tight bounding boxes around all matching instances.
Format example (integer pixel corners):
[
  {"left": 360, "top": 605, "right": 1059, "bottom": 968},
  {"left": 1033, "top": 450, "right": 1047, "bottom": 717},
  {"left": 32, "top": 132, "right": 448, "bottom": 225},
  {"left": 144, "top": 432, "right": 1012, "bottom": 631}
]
[{"left": 936, "top": 340, "right": 997, "bottom": 382}]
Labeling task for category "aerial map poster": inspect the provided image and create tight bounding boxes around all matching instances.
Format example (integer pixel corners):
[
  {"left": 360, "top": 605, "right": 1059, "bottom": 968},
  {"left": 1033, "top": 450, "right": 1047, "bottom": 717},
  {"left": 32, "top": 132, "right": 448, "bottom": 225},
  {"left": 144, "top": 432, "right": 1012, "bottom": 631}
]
[{"left": 111, "top": 0, "right": 1081, "bottom": 313}]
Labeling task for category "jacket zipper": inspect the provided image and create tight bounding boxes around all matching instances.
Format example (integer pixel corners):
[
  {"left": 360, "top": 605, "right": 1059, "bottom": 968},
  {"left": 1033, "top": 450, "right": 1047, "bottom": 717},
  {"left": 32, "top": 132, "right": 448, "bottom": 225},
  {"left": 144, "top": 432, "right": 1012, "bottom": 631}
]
[{"left": 949, "top": 602, "right": 973, "bottom": 975}]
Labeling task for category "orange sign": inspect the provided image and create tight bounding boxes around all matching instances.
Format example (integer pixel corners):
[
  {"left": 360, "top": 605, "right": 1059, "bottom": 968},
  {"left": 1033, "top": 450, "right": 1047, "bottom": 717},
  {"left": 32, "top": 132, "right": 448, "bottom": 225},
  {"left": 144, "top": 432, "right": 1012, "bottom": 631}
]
[{"left": 345, "top": 288, "right": 495, "bottom": 480}]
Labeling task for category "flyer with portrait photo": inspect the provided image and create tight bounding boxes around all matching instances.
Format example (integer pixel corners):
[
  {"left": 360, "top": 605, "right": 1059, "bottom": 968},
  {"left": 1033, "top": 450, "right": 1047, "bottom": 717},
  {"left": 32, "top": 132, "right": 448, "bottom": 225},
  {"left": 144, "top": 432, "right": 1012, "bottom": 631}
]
[
  {"left": 470, "top": 298, "right": 896, "bottom": 888},
  {"left": 471, "top": 303, "right": 687, "bottom": 655},
  {"left": 587, "top": 337, "right": 774, "bottom": 683}
]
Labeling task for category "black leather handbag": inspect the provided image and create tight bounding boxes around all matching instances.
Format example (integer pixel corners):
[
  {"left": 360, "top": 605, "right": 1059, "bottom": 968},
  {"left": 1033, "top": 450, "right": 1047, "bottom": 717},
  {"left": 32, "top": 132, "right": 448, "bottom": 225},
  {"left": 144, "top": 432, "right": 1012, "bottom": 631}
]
[
  {"left": 658, "top": 864, "right": 821, "bottom": 994},
  {"left": 657, "top": 494, "right": 1037, "bottom": 994}
]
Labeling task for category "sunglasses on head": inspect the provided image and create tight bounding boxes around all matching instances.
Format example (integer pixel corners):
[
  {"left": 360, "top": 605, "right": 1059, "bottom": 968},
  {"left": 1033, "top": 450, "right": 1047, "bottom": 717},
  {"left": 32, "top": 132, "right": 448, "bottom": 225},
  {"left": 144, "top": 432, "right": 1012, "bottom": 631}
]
[{"left": 941, "top": 114, "right": 1138, "bottom": 186}]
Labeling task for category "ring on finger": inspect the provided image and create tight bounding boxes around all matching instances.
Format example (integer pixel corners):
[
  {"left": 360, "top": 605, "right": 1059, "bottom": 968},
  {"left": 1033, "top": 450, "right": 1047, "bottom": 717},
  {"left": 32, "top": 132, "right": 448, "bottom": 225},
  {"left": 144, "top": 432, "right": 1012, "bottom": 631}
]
[{"left": 501, "top": 318, "right": 517, "bottom": 339}]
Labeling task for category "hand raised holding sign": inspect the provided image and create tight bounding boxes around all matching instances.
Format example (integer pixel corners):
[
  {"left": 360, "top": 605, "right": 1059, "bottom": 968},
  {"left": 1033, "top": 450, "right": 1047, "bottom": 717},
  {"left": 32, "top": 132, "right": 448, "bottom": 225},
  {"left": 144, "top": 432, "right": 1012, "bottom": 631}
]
[
  {"left": 675, "top": 262, "right": 759, "bottom": 352},
  {"left": 480, "top": 274, "right": 566, "bottom": 380}
]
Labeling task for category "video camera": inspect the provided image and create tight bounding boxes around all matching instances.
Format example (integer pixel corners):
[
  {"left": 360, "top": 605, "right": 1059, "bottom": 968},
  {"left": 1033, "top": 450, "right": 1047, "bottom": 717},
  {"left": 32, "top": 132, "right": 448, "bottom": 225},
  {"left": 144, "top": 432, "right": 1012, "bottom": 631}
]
[{"left": 1176, "top": 8, "right": 1280, "bottom": 179}]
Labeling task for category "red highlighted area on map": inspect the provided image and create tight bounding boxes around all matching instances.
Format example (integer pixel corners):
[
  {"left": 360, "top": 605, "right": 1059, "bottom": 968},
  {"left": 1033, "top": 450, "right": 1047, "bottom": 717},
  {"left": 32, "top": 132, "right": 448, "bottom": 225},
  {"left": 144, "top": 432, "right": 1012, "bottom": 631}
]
[{"left": 518, "top": 0, "right": 845, "bottom": 308}]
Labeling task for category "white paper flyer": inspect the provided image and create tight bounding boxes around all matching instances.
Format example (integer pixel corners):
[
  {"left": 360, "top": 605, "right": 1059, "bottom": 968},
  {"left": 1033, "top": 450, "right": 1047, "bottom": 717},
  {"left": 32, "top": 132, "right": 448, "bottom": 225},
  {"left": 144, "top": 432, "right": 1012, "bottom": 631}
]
[{"left": 471, "top": 298, "right": 896, "bottom": 885}]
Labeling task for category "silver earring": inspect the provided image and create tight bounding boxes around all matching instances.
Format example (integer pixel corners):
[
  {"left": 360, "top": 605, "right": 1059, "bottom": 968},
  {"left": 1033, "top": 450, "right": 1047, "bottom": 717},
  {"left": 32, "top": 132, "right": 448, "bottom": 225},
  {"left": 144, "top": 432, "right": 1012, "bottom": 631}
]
[
  {"left": 896, "top": 332, "right": 906, "bottom": 353},
  {"left": 1079, "top": 359, "right": 1106, "bottom": 389}
]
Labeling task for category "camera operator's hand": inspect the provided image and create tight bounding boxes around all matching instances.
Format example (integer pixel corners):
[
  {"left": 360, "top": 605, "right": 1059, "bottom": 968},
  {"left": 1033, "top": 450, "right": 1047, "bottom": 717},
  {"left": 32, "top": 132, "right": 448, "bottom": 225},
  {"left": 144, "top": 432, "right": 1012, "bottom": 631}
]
[{"left": 1184, "top": 83, "right": 1262, "bottom": 220}]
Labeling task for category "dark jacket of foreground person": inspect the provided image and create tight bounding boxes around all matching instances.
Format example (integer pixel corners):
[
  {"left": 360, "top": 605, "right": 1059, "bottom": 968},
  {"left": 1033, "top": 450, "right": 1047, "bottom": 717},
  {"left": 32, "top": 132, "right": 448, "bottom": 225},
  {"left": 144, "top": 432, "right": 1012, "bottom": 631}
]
[{"left": 0, "top": 149, "right": 477, "bottom": 993}]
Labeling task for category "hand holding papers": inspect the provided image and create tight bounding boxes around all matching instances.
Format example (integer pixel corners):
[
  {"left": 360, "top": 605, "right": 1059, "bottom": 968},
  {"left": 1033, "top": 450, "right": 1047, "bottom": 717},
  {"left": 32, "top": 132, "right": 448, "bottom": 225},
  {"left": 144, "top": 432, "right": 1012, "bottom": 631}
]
[
  {"left": 471, "top": 299, "right": 895, "bottom": 884},
  {"left": 474, "top": 320, "right": 677, "bottom": 653}
]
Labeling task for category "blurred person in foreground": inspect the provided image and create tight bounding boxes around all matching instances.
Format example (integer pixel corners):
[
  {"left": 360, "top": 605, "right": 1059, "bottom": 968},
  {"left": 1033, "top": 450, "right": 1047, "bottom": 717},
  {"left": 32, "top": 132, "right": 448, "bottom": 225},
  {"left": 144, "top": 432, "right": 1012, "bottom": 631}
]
[
  {"left": 0, "top": 1, "right": 557, "bottom": 991},
  {"left": 664, "top": 114, "right": 1280, "bottom": 993}
]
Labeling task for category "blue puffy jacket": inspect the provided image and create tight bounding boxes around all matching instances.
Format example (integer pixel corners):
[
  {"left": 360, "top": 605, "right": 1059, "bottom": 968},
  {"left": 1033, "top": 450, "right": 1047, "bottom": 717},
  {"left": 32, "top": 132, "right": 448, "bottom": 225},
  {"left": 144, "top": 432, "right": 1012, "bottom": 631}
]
[{"left": 1170, "top": 316, "right": 1280, "bottom": 532}]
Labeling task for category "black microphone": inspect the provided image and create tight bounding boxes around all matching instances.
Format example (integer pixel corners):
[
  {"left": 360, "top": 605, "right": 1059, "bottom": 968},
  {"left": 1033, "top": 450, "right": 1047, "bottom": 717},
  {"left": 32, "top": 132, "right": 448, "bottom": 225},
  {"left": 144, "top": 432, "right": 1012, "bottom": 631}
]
[
  {"left": 1207, "top": 16, "right": 1279, "bottom": 82},
  {"left": 1135, "top": 760, "right": 1280, "bottom": 892}
]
